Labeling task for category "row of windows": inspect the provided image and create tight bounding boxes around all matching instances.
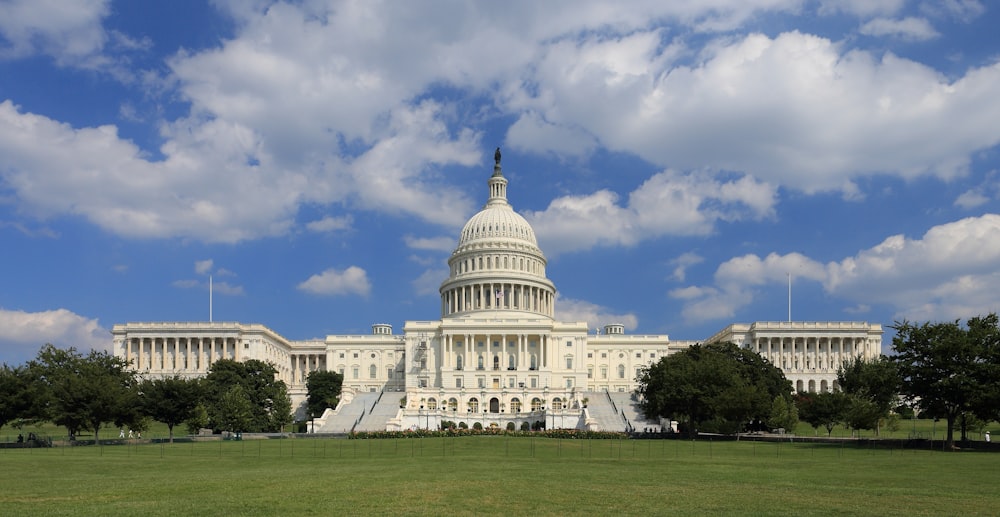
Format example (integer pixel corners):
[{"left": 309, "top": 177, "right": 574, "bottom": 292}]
[
  {"left": 453, "top": 253, "right": 542, "bottom": 276},
  {"left": 586, "top": 351, "right": 660, "bottom": 359},
  {"left": 585, "top": 364, "right": 640, "bottom": 380}
]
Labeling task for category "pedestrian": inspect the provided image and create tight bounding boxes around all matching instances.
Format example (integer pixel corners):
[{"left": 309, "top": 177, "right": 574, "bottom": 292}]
[
  {"left": 119, "top": 428, "right": 125, "bottom": 438},
  {"left": 986, "top": 431, "right": 991, "bottom": 443}
]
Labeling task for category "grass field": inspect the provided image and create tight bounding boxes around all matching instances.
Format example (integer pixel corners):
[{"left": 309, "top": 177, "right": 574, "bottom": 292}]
[{"left": 2, "top": 434, "right": 997, "bottom": 516}]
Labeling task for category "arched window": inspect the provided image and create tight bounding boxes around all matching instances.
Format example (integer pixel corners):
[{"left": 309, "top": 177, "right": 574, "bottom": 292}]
[
  {"left": 508, "top": 354, "right": 516, "bottom": 370},
  {"left": 369, "top": 364, "right": 377, "bottom": 378},
  {"left": 468, "top": 398, "right": 479, "bottom": 413},
  {"left": 531, "top": 397, "right": 542, "bottom": 411},
  {"left": 427, "top": 398, "right": 437, "bottom": 410},
  {"left": 448, "top": 398, "right": 458, "bottom": 410},
  {"left": 510, "top": 398, "right": 521, "bottom": 413},
  {"left": 456, "top": 355, "right": 463, "bottom": 370},
  {"left": 530, "top": 355, "right": 537, "bottom": 370},
  {"left": 552, "top": 398, "right": 563, "bottom": 410},
  {"left": 493, "top": 355, "right": 500, "bottom": 370},
  {"left": 478, "top": 355, "right": 484, "bottom": 370},
  {"left": 617, "top": 364, "right": 625, "bottom": 379}
]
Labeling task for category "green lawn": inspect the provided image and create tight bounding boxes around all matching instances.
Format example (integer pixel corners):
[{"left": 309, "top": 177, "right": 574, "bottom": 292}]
[{"left": 1, "top": 435, "right": 997, "bottom": 516}]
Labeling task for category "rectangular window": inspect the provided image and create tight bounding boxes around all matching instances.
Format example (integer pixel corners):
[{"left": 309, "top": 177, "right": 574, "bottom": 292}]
[
  {"left": 635, "top": 352, "right": 641, "bottom": 358},
  {"left": 339, "top": 353, "right": 345, "bottom": 359},
  {"left": 387, "top": 368, "right": 393, "bottom": 379},
  {"left": 566, "top": 378, "right": 573, "bottom": 388},
  {"left": 587, "top": 368, "right": 593, "bottom": 379},
  {"left": 352, "top": 367, "right": 359, "bottom": 379},
  {"left": 566, "top": 341, "right": 572, "bottom": 347},
  {"left": 478, "top": 377, "right": 485, "bottom": 388},
  {"left": 456, "top": 378, "right": 463, "bottom": 388},
  {"left": 601, "top": 353, "right": 607, "bottom": 358},
  {"left": 530, "top": 377, "right": 537, "bottom": 388},
  {"left": 587, "top": 352, "right": 593, "bottom": 358},
  {"left": 565, "top": 357, "right": 573, "bottom": 369}
]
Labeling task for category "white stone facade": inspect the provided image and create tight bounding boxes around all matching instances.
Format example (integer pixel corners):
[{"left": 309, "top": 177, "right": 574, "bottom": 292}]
[{"left": 112, "top": 156, "right": 882, "bottom": 430}]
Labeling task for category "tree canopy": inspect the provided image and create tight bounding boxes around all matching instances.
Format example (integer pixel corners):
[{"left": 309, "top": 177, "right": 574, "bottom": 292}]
[
  {"left": 139, "top": 376, "right": 203, "bottom": 442},
  {"left": 27, "top": 345, "right": 138, "bottom": 442},
  {"left": 203, "top": 359, "right": 292, "bottom": 433},
  {"left": 305, "top": 370, "right": 343, "bottom": 420},
  {"left": 637, "top": 342, "right": 793, "bottom": 435},
  {"left": 837, "top": 355, "right": 900, "bottom": 435},
  {"left": 892, "top": 314, "right": 1000, "bottom": 448}
]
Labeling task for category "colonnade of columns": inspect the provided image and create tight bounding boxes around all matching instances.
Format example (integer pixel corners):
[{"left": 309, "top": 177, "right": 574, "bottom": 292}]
[
  {"left": 124, "top": 336, "right": 240, "bottom": 372},
  {"left": 440, "top": 282, "right": 553, "bottom": 317},
  {"left": 290, "top": 353, "right": 325, "bottom": 385},
  {"left": 438, "top": 332, "right": 549, "bottom": 371},
  {"left": 753, "top": 336, "right": 875, "bottom": 371}
]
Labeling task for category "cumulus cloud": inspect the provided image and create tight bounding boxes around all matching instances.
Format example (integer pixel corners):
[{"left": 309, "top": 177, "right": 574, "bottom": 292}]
[
  {"left": 0, "top": 308, "right": 108, "bottom": 363},
  {"left": 526, "top": 170, "right": 776, "bottom": 255},
  {"left": 0, "top": 0, "right": 110, "bottom": 65},
  {"left": 555, "top": 297, "right": 638, "bottom": 333},
  {"left": 298, "top": 266, "right": 371, "bottom": 297},
  {"left": 674, "top": 214, "right": 1000, "bottom": 324},
  {"left": 510, "top": 30, "right": 1000, "bottom": 195},
  {"left": 1, "top": 2, "right": 997, "bottom": 248}
]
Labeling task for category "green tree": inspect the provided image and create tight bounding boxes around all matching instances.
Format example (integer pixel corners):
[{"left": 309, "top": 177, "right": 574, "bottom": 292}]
[
  {"left": 204, "top": 359, "right": 292, "bottom": 432},
  {"left": 768, "top": 395, "right": 799, "bottom": 432},
  {"left": 795, "top": 391, "right": 849, "bottom": 436},
  {"left": 213, "top": 384, "right": 254, "bottom": 433},
  {"left": 892, "top": 314, "right": 1000, "bottom": 449},
  {"left": 0, "top": 364, "right": 32, "bottom": 432},
  {"left": 27, "top": 345, "right": 138, "bottom": 443},
  {"left": 305, "top": 370, "right": 343, "bottom": 419},
  {"left": 638, "top": 342, "right": 792, "bottom": 436},
  {"left": 837, "top": 355, "right": 900, "bottom": 435},
  {"left": 140, "top": 376, "right": 204, "bottom": 442}
]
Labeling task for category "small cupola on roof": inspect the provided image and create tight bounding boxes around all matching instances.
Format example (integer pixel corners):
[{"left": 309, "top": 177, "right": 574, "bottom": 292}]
[{"left": 440, "top": 148, "right": 556, "bottom": 319}]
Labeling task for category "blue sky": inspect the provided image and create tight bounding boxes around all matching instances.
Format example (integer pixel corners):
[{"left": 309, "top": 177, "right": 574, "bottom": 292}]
[{"left": 2, "top": 0, "right": 1000, "bottom": 365}]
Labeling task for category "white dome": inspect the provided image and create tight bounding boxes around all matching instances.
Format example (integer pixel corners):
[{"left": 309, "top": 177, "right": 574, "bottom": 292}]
[
  {"left": 458, "top": 204, "right": 538, "bottom": 249},
  {"left": 439, "top": 151, "right": 555, "bottom": 319}
]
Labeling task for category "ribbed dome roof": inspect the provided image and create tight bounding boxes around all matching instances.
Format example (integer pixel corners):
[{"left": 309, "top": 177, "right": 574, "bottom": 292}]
[{"left": 458, "top": 205, "right": 538, "bottom": 248}]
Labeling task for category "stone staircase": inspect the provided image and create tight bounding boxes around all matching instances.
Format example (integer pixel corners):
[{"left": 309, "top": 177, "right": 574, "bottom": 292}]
[
  {"left": 315, "top": 391, "right": 381, "bottom": 433},
  {"left": 581, "top": 391, "right": 628, "bottom": 431}
]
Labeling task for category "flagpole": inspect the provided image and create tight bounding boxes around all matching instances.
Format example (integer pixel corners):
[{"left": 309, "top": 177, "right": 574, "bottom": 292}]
[
  {"left": 210, "top": 275, "right": 213, "bottom": 323},
  {"left": 787, "top": 272, "right": 791, "bottom": 323}
]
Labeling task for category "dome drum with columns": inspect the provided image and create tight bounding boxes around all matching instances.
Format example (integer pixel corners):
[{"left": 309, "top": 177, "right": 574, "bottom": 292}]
[{"left": 112, "top": 149, "right": 882, "bottom": 433}]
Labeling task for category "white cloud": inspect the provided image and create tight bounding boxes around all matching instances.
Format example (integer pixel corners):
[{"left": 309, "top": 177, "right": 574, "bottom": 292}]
[
  {"left": 404, "top": 235, "right": 455, "bottom": 253},
  {"left": 555, "top": 297, "right": 638, "bottom": 332},
  {"left": 306, "top": 215, "right": 352, "bottom": 233},
  {"left": 526, "top": 170, "right": 776, "bottom": 255},
  {"left": 0, "top": 308, "right": 108, "bottom": 363},
  {"left": 3, "top": 3, "right": 998, "bottom": 247},
  {"left": 509, "top": 30, "right": 1000, "bottom": 195},
  {"left": 954, "top": 189, "right": 989, "bottom": 209},
  {"left": 298, "top": 266, "right": 371, "bottom": 297},
  {"left": 0, "top": 0, "right": 110, "bottom": 65},
  {"left": 674, "top": 214, "right": 1000, "bottom": 324},
  {"left": 195, "top": 259, "right": 214, "bottom": 275},
  {"left": 670, "top": 252, "right": 705, "bottom": 282},
  {"left": 819, "top": 0, "right": 905, "bottom": 17},
  {"left": 859, "top": 17, "right": 939, "bottom": 41}
]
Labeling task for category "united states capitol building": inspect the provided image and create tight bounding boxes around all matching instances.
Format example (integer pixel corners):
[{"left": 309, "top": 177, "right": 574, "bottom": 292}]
[{"left": 112, "top": 153, "right": 882, "bottom": 432}]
